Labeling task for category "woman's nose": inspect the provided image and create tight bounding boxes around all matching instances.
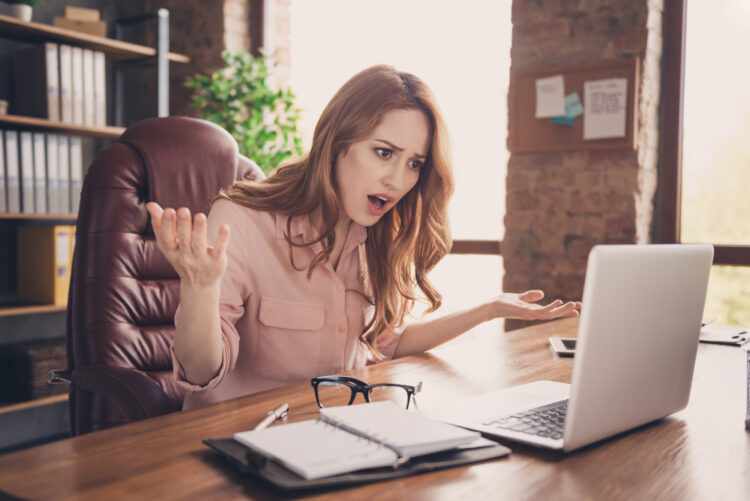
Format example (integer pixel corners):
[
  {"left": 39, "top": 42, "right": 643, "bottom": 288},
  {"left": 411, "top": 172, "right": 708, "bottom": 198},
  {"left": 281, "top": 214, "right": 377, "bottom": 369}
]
[{"left": 381, "top": 164, "right": 406, "bottom": 192}]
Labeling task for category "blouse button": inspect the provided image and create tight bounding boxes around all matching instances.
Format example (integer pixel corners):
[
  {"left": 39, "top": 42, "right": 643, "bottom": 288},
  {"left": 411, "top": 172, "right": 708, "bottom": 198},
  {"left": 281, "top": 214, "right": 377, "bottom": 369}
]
[
  {"left": 338, "top": 326, "right": 346, "bottom": 334},
  {"left": 337, "top": 283, "right": 344, "bottom": 291}
]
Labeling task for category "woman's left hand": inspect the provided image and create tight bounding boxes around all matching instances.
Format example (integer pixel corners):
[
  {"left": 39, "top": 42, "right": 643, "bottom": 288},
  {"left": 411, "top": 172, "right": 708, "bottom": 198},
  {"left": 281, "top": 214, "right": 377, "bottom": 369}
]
[{"left": 490, "top": 290, "right": 581, "bottom": 321}]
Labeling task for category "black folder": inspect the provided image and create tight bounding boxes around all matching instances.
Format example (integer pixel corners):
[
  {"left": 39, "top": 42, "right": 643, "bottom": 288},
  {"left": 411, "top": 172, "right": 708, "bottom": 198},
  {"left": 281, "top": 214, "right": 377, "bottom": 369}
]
[{"left": 204, "top": 437, "right": 510, "bottom": 491}]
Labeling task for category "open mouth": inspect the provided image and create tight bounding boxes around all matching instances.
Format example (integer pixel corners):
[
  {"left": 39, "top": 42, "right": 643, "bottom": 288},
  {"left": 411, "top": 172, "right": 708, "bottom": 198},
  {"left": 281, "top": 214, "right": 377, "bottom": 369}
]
[{"left": 367, "top": 195, "right": 389, "bottom": 210}]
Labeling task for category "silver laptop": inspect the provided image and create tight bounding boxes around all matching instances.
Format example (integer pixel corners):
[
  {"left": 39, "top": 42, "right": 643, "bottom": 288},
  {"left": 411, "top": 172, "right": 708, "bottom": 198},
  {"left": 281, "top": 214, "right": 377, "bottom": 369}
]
[{"left": 427, "top": 244, "right": 713, "bottom": 452}]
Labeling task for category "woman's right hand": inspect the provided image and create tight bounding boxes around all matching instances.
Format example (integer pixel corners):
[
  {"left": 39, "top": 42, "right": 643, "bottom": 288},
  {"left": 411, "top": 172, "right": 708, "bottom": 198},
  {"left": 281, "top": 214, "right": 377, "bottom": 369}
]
[{"left": 146, "top": 202, "right": 231, "bottom": 288}]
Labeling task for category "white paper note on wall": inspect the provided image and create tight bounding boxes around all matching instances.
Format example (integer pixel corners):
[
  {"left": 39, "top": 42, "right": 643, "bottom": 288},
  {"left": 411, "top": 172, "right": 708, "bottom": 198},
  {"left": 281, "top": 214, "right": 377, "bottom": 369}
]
[
  {"left": 583, "top": 78, "right": 627, "bottom": 140},
  {"left": 535, "top": 75, "right": 565, "bottom": 118}
]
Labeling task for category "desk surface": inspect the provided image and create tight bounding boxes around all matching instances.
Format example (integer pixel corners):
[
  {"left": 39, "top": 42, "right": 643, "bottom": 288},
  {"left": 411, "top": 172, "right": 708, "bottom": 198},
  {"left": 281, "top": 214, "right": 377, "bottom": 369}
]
[{"left": 0, "top": 318, "right": 748, "bottom": 500}]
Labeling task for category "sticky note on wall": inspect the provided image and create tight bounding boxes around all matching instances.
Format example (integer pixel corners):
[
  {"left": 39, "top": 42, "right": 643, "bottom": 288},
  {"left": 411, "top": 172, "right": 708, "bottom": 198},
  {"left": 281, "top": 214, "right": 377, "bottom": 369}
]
[{"left": 535, "top": 75, "right": 565, "bottom": 118}]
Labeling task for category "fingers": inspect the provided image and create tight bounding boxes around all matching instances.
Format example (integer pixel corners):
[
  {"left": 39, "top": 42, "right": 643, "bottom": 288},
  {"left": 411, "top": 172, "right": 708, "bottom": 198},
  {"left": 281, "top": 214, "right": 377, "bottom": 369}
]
[
  {"left": 543, "top": 301, "right": 581, "bottom": 319},
  {"left": 175, "top": 207, "right": 192, "bottom": 255},
  {"left": 146, "top": 202, "right": 164, "bottom": 230},
  {"left": 211, "top": 224, "right": 231, "bottom": 257},
  {"left": 191, "top": 213, "right": 208, "bottom": 254},
  {"left": 519, "top": 290, "right": 544, "bottom": 302},
  {"left": 155, "top": 207, "right": 178, "bottom": 251}
]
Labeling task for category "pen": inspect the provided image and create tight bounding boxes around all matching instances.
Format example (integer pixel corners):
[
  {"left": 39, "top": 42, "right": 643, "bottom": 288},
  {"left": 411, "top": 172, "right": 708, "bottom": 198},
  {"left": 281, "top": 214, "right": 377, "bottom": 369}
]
[
  {"left": 253, "top": 402, "right": 289, "bottom": 430},
  {"left": 701, "top": 317, "right": 717, "bottom": 327}
]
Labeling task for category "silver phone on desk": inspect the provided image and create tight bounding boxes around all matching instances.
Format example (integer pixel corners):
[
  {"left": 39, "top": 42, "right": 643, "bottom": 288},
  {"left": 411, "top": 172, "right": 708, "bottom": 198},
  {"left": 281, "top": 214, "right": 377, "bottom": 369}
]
[{"left": 549, "top": 337, "right": 576, "bottom": 356}]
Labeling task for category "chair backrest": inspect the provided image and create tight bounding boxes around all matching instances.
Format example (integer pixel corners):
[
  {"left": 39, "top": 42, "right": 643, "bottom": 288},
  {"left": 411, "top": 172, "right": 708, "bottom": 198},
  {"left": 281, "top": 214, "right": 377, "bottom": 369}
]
[{"left": 67, "top": 116, "right": 264, "bottom": 434}]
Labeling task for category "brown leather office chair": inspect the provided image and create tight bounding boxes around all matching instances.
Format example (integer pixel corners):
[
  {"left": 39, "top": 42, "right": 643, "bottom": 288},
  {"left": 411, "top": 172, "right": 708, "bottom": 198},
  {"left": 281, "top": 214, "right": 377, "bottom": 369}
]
[{"left": 58, "top": 116, "right": 264, "bottom": 435}]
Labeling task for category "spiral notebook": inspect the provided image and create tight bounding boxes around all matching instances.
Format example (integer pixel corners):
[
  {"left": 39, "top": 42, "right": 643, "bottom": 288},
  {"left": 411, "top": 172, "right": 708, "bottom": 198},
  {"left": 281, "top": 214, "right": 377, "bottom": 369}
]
[{"left": 232, "top": 401, "right": 483, "bottom": 480}]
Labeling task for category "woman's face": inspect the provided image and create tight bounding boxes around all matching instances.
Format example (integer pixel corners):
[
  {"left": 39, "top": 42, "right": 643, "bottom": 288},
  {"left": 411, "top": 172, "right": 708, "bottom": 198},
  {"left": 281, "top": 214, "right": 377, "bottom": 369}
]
[{"left": 334, "top": 108, "right": 430, "bottom": 227}]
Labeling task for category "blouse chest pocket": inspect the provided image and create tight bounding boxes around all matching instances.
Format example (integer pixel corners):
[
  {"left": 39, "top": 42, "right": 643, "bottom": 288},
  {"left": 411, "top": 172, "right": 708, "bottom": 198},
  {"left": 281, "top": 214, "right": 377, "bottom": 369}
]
[
  {"left": 258, "top": 296, "right": 325, "bottom": 330},
  {"left": 254, "top": 296, "right": 326, "bottom": 382}
]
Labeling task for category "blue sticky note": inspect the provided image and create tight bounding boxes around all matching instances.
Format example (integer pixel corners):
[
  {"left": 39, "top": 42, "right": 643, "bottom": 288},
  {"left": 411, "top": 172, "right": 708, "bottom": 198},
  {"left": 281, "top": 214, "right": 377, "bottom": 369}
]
[
  {"left": 565, "top": 92, "right": 583, "bottom": 118},
  {"left": 550, "top": 116, "right": 575, "bottom": 126}
]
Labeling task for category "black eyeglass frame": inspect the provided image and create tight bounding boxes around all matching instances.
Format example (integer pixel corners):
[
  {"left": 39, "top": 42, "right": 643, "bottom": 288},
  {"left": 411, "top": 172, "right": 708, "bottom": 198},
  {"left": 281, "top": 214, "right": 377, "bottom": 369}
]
[{"left": 310, "top": 375, "right": 422, "bottom": 409}]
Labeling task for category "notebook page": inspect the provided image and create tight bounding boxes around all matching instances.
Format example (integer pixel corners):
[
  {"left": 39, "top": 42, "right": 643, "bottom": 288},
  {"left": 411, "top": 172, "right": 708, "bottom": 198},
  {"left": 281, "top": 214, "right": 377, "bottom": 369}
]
[
  {"left": 320, "top": 401, "right": 480, "bottom": 458},
  {"left": 233, "top": 419, "right": 397, "bottom": 480}
]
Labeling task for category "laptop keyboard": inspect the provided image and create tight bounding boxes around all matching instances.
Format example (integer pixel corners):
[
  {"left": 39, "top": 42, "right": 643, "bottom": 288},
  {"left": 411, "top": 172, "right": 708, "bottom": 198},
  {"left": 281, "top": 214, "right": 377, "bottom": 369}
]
[{"left": 482, "top": 400, "right": 568, "bottom": 440}]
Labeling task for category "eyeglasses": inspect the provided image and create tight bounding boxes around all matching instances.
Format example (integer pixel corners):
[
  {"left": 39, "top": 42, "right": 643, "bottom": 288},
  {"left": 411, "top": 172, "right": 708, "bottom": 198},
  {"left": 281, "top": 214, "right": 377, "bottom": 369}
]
[{"left": 311, "top": 375, "right": 422, "bottom": 410}]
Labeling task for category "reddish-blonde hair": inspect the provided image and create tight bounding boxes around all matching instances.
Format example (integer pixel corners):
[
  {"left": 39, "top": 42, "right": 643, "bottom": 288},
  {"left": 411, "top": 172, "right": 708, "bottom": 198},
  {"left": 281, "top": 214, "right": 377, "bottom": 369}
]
[{"left": 219, "top": 65, "right": 454, "bottom": 357}]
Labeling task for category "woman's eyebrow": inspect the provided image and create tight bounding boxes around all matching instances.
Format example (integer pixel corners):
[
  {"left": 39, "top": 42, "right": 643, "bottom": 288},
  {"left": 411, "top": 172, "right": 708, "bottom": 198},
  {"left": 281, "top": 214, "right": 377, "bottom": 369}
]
[{"left": 375, "top": 139, "right": 426, "bottom": 159}]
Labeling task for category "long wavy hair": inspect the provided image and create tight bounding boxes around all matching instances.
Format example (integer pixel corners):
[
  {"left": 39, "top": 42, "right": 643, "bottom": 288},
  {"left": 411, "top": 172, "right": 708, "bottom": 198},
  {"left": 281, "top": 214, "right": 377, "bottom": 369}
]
[{"left": 218, "top": 64, "right": 454, "bottom": 357}]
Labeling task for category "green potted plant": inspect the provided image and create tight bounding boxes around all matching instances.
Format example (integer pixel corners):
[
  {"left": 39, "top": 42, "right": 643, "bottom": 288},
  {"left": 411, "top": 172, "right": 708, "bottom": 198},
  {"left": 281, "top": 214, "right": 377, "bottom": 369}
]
[
  {"left": 2, "top": 0, "right": 37, "bottom": 22},
  {"left": 185, "top": 50, "right": 304, "bottom": 175}
]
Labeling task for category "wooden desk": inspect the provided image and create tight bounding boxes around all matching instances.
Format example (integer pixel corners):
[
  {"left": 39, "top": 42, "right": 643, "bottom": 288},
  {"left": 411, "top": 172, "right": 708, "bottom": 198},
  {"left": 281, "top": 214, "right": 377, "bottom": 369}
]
[{"left": 0, "top": 318, "right": 747, "bottom": 500}]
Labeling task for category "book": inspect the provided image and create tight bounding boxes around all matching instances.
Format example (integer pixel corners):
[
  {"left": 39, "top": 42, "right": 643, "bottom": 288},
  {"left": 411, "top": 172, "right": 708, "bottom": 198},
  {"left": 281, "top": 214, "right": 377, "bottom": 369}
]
[
  {"left": 46, "top": 134, "right": 59, "bottom": 214},
  {"left": 32, "top": 133, "right": 47, "bottom": 213},
  {"left": 69, "top": 137, "right": 82, "bottom": 213},
  {"left": 19, "top": 131, "right": 34, "bottom": 214},
  {"left": 11, "top": 43, "right": 60, "bottom": 122},
  {"left": 59, "top": 45, "right": 74, "bottom": 124},
  {"left": 17, "top": 225, "right": 75, "bottom": 306},
  {"left": 94, "top": 51, "right": 107, "bottom": 126},
  {"left": 233, "top": 401, "right": 482, "bottom": 480},
  {"left": 4, "top": 130, "right": 20, "bottom": 213},
  {"left": 71, "top": 47, "right": 84, "bottom": 125},
  {"left": 57, "top": 136, "right": 70, "bottom": 213}
]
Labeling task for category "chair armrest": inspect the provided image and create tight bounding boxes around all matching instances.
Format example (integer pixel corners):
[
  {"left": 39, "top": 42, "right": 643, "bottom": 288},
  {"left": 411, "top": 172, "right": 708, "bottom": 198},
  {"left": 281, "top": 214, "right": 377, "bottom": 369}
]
[
  {"left": 69, "top": 365, "right": 179, "bottom": 422},
  {"left": 48, "top": 369, "right": 73, "bottom": 383}
]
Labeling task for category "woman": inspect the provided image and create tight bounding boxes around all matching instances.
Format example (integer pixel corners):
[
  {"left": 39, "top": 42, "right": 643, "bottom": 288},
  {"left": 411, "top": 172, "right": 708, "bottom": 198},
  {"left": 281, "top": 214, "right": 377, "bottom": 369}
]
[{"left": 147, "top": 65, "right": 580, "bottom": 410}]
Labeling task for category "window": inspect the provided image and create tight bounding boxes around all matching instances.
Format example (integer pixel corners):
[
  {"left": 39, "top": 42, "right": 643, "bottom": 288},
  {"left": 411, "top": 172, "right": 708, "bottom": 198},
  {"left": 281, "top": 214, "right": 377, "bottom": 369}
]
[
  {"left": 289, "top": 1, "right": 511, "bottom": 323},
  {"left": 661, "top": 0, "right": 750, "bottom": 325}
]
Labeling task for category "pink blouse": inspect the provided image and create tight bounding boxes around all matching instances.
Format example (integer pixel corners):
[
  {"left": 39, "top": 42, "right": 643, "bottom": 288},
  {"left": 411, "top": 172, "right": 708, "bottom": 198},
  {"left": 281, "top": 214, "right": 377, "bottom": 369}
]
[{"left": 171, "top": 199, "right": 402, "bottom": 410}]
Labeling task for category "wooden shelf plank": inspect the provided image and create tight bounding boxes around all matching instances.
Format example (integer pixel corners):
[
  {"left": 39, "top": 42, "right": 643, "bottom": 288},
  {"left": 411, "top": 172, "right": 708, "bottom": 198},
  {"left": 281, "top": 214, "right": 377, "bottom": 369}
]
[
  {"left": 0, "top": 13, "right": 190, "bottom": 63},
  {"left": 0, "top": 212, "right": 77, "bottom": 221},
  {"left": 0, "top": 303, "right": 67, "bottom": 317},
  {"left": 0, "top": 393, "right": 68, "bottom": 416},
  {"left": 0, "top": 114, "right": 124, "bottom": 138}
]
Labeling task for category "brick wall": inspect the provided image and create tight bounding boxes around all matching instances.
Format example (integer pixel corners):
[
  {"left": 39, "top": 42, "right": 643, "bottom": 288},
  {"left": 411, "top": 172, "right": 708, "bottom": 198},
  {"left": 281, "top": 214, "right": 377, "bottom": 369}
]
[{"left": 504, "top": 0, "right": 663, "bottom": 329}]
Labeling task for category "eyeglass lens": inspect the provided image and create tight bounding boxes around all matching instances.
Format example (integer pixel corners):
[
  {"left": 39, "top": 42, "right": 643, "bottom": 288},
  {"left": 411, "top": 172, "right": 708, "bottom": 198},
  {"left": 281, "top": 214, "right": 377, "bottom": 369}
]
[
  {"left": 315, "top": 381, "right": 356, "bottom": 408},
  {"left": 367, "top": 385, "right": 412, "bottom": 409}
]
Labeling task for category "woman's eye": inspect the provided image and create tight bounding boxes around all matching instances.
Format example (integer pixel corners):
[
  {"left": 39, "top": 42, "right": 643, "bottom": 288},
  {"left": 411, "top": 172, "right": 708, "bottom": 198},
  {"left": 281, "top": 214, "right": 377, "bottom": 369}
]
[
  {"left": 374, "top": 147, "right": 392, "bottom": 159},
  {"left": 408, "top": 159, "right": 424, "bottom": 170}
]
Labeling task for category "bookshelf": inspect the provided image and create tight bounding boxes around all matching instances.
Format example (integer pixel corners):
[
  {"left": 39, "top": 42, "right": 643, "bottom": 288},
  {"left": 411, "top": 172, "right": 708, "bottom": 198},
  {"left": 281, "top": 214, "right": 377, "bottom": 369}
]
[
  {"left": 0, "top": 304, "right": 67, "bottom": 317},
  {"left": 0, "top": 114, "right": 125, "bottom": 138},
  {"left": 0, "top": 9, "right": 189, "bottom": 451},
  {"left": 0, "top": 14, "right": 189, "bottom": 63}
]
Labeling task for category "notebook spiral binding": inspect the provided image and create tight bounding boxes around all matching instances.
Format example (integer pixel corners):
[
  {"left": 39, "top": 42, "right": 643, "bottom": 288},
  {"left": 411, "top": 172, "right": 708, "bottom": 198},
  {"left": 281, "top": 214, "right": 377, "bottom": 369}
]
[{"left": 318, "top": 417, "right": 411, "bottom": 468}]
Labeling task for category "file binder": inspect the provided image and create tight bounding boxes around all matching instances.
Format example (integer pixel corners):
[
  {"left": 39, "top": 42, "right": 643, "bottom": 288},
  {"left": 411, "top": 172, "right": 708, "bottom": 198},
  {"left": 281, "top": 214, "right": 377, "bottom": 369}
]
[
  {"left": 57, "top": 136, "right": 70, "bottom": 213},
  {"left": 4, "top": 130, "right": 20, "bottom": 213},
  {"left": 59, "top": 45, "right": 74, "bottom": 124},
  {"left": 69, "top": 137, "right": 82, "bottom": 213},
  {"left": 11, "top": 43, "right": 60, "bottom": 122},
  {"left": 82, "top": 49, "right": 96, "bottom": 127},
  {"left": 71, "top": 47, "right": 84, "bottom": 125},
  {"left": 19, "top": 132, "right": 34, "bottom": 214},
  {"left": 46, "top": 134, "right": 60, "bottom": 213},
  {"left": 94, "top": 51, "right": 107, "bottom": 127},
  {"left": 17, "top": 225, "right": 75, "bottom": 306},
  {"left": 32, "top": 133, "right": 47, "bottom": 213}
]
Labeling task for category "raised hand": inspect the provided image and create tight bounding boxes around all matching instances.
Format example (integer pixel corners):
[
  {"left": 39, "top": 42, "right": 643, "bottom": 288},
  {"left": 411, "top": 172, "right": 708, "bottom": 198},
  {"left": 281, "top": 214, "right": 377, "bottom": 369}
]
[
  {"left": 491, "top": 290, "right": 581, "bottom": 321},
  {"left": 146, "top": 202, "right": 230, "bottom": 289}
]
